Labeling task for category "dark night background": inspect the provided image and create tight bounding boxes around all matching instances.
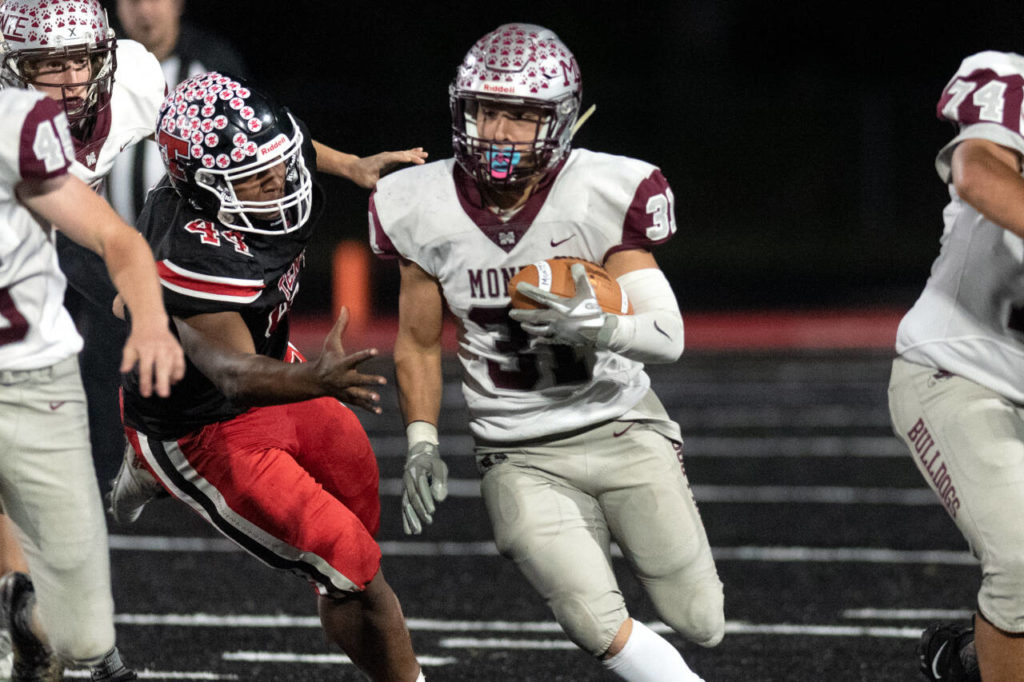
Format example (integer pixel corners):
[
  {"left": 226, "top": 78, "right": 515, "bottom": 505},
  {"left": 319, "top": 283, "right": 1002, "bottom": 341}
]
[{"left": 105, "top": 1, "right": 1024, "bottom": 317}]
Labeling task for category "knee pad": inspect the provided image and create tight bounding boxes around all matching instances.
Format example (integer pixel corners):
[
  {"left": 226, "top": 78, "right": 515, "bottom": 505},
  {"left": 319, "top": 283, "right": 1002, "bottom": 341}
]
[
  {"left": 680, "top": 578, "right": 726, "bottom": 647},
  {"left": 978, "top": 552, "right": 1024, "bottom": 633},
  {"left": 548, "top": 592, "right": 628, "bottom": 656},
  {"left": 652, "top": 568, "right": 725, "bottom": 648}
]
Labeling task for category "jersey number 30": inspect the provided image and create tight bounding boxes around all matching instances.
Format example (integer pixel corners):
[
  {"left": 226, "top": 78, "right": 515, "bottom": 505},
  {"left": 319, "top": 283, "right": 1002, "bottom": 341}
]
[{"left": 469, "top": 306, "right": 590, "bottom": 390}]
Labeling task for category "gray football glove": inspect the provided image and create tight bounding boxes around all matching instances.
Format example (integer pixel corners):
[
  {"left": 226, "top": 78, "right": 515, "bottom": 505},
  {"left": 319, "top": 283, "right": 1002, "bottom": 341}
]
[
  {"left": 508, "top": 262, "right": 617, "bottom": 347},
  {"left": 401, "top": 441, "right": 449, "bottom": 535}
]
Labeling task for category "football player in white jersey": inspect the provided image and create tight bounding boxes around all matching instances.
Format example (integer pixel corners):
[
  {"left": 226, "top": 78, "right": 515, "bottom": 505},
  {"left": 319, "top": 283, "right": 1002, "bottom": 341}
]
[
  {"left": 889, "top": 50, "right": 1024, "bottom": 682},
  {"left": 0, "top": 87, "right": 183, "bottom": 680},
  {"left": 370, "top": 23, "right": 724, "bottom": 682}
]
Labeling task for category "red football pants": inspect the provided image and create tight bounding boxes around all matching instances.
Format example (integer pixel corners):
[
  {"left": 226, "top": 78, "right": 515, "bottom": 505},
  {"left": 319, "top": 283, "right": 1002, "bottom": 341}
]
[{"left": 125, "top": 397, "right": 381, "bottom": 595}]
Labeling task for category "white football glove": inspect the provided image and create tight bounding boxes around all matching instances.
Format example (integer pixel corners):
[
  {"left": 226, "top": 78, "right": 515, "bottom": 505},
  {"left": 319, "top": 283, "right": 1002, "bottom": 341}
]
[
  {"left": 401, "top": 441, "right": 449, "bottom": 535},
  {"left": 508, "top": 263, "right": 618, "bottom": 348}
]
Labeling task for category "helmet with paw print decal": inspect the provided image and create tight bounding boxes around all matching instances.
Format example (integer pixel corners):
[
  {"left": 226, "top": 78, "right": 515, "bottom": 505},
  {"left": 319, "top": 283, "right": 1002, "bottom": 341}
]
[{"left": 156, "top": 71, "right": 312, "bottom": 235}]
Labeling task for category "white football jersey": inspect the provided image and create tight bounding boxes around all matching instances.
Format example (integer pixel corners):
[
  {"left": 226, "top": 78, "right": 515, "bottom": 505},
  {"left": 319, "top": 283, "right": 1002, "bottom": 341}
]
[
  {"left": 897, "top": 51, "right": 1024, "bottom": 402},
  {"left": 371, "top": 149, "right": 679, "bottom": 442},
  {"left": 0, "top": 90, "right": 83, "bottom": 370},
  {"left": 68, "top": 39, "right": 166, "bottom": 189},
  {"left": 106, "top": 53, "right": 208, "bottom": 222}
]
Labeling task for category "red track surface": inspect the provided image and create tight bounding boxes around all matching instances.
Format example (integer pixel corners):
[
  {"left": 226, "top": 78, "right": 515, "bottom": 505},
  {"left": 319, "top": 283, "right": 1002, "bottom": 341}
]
[{"left": 290, "top": 308, "right": 905, "bottom": 354}]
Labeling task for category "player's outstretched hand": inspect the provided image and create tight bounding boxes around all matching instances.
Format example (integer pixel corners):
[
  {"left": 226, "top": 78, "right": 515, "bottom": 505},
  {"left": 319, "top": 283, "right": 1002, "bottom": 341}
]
[
  {"left": 121, "top": 317, "right": 185, "bottom": 398},
  {"left": 402, "top": 441, "right": 449, "bottom": 534},
  {"left": 348, "top": 147, "right": 428, "bottom": 188},
  {"left": 315, "top": 307, "right": 387, "bottom": 413},
  {"left": 509, "top": 263, "right": 616, "bottom": 347}
]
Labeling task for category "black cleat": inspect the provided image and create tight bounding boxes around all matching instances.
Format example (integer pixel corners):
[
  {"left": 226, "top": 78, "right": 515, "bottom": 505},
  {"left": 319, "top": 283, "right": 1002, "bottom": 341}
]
[
  {"left": 916, "top": 622, "right": 980, "bottom": 681},
  {"left": 0, "top": 572, "right": 63, "bottom": 681}
]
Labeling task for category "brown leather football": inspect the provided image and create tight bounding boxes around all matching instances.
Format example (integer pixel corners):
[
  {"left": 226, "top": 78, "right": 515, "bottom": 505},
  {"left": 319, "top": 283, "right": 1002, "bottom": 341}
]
[{"left": 509, "top": 258, "right": 633, "bottom": 315}]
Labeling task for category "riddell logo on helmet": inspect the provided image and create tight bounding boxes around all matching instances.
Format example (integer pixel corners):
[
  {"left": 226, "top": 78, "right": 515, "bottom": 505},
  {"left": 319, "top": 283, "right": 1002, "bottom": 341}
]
[
  {"left": 483, "top": 83, "right": 516, "bottom": 93},
  {"left": 258, "top": 134, "right": 288, "bottom": 159}
]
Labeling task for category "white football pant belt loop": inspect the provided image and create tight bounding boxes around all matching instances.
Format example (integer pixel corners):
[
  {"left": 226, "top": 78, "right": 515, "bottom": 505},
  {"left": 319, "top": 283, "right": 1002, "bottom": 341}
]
[{"left": 602, "top": 619, "right": 705, "bottom": 682}]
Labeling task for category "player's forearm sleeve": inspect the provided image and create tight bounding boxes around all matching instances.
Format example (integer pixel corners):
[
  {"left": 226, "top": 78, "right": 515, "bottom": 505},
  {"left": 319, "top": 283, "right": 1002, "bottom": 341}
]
[{"left": 604, "top": 268, "right": 684, "bottom": 364}]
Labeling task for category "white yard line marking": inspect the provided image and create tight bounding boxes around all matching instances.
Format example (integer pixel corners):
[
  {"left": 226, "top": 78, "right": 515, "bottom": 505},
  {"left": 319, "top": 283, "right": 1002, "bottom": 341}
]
[
  {"left": 441, "top": 638, "right": 577, "bottom": 650},
  {"left": 117, "top": 613, "right": 321, "bottom": 627},
  {"left": 222, "top": 652, "right": 457, "bottom": 665},
  {"left": 64, "top": 671, "right": 238, "bottom": 680},
  {"left": 842, "top": 608, "right": 975, "bottom": 621},
  {"left": 721, "top": 622, "right": 922, "bottom": 638},
  {"left": 109, "top": 535, "right": 239, "bottom": 552}
]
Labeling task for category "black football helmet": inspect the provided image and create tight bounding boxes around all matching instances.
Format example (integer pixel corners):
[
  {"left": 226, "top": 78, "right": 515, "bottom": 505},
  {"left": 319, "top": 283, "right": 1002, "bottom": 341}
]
[
  {"left": 156, "top": 71, "right": 312, "bottom": 234},
  {"left": 450, "top": 23, "right": 581, "bottom": 189}
]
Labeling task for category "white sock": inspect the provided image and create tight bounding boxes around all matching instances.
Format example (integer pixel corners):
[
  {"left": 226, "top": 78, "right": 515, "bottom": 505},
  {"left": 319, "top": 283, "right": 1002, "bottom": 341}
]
[{"left": 602, "top": 620, "right": 704, "bottom": 682}]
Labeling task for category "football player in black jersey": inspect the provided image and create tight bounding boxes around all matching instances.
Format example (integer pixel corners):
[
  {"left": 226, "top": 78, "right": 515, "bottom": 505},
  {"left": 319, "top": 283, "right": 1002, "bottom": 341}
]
[{"left": 113, "top": 72, "right": 425, "bottom": 682}]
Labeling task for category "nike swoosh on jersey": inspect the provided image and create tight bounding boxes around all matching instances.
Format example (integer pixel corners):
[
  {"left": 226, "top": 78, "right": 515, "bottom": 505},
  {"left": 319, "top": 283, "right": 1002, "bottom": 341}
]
[
  {"left": 612, "top": 423, "right": 635, "bottom": 438},
  {"left": 49, "top": 401, "right": 66, "bottom": 410},
  {"left": 550, "top": 235, "right": 575, "bottom": 247}
]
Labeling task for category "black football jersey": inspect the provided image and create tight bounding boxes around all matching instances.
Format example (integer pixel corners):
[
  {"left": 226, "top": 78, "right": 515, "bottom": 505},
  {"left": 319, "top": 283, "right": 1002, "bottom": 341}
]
[{"left": 123, "top": 124, "right": 323, "bottom": 440}]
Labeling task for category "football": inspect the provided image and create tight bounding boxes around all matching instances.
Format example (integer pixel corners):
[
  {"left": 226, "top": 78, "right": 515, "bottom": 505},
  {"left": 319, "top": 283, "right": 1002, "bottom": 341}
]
[{"left": 508, "top": 258, "right": 633, "bottom": 315}]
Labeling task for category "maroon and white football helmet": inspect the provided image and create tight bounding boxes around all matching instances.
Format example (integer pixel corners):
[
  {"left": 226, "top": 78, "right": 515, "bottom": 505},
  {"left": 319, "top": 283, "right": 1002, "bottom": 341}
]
[
  {"left": 0, "top": 0, "right": 117, "bottom": 129},
  {"left": 156, "top": 71, "right": 313, "bottom": 235},
  {"left": 450, "top": 23, "right": 582, "bottom": 188}
]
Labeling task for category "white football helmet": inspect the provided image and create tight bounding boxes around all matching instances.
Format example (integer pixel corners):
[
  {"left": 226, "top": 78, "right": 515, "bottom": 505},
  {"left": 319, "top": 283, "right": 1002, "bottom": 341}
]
[
  {"left": 450, "top": 23, "right": 582, "bottom": 188},
  {"left": 0, "top": 0, "right": 116, "bottom": 129}
]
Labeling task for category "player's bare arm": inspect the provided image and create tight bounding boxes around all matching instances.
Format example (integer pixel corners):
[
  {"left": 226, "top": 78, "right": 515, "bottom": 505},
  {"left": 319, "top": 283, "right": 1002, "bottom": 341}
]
[
  {"left": 173, "top": 307, "right": 385, "bottom": 412},
  {"left": 951, "top": 138, "right": 1024, "bottom": 238},
  {"left": 394, "top": 258, "right": 445, "bottom": 425},
  {"left": 312, "top": 140, "right": 427, "bottom": 189},
  {"left": 16, "top": 173, "right": 184, "bottom": 397},
  {"left": 603, "top": 248, "right": 659, "bottom": 278}
]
